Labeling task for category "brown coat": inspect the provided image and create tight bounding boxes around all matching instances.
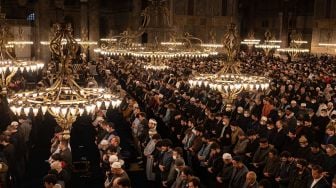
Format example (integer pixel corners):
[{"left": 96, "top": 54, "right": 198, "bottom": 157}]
[{"left": 190, "top": 136, "right": 203, "bottom": 155}]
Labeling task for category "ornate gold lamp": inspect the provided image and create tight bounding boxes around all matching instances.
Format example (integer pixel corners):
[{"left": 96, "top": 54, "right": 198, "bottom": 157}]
[
  {"left": 8, "top": 23, "right": 123, "bottom": 138},
  {"left": 255, "top": 30, "right": 281, "bottom": 55},
  {"left": 0, "top": 8, "right": 43, "bottom": 94},
  {"left": 241, "top": 31, "right": 260, "bottom": 53},
  {"left": 277, "top": 30, "right": 309, "bottom": 58},
  {"left": 8, "top": 26, "right": 34, "bottom": 48},
  {"left": 189, "top": 23, "right": 270, "bottom": 105}
]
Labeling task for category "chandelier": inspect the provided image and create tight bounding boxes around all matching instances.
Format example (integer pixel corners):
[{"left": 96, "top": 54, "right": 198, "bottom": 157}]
[
  {"left": 96, "top": 0, "right": 219, "bottom": 62},
  {"left": 318, "top": 31, "right": 336, "bottom": 53},
  {"left": 0, "top": 9, "right": 43, "bottom": 94},
  {"left": 97, "top": 34, "right": 219, "bottom": 59},
  {"left": 8, "top": 23, "right": 123, "bottom": 137},
  {"left": 277, "top": 30, "right": 309, "bottom": 58},
  {"left": 143, "top": 57, "right": 170, "bottom": 71},
  {"left": 255, "top": 31, "right": 281, "bottom": 55},
  {"left": 8, "top": 26, "right": 34, "bottom": 48},
  {"left": 189, "top": 23, "right": 270, "bottom": 104},
  {"left": 77, "top": 28, "right": 97, "bottom": 49},
  {"left": 241, "top": 31, "right": 260, "bottom": 46}
]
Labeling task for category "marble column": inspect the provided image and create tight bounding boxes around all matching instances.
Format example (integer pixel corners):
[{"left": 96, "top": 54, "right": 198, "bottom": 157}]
[
  {"left": 35, "top": 0, "right": 51, "bottom": 62},
  {"left": 88, "top": 0, "right": 99, "bottom": 60},
  {"left": 132, "top": 0, "right": 141, "bottom": 30},
  {"left": 80, "top": 0, "right": 88, "bottom": 33},
  {"left": 169, "top": 0, "right": 174, "bottom": 27},
  {"left": 80, "top": 0, "right": 88, "bottom": 59},
  {"left": 279, "top": 12, "right": 283, "bottom": 47}
]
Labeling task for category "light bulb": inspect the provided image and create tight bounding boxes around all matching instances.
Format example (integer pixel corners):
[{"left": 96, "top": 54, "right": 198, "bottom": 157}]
[
  {"left": 24, "top": 107, "right": 30, "bottom": 116},
  {"left": 41, "top": 106, "right": 48, "bottom": 115},
  {"left": 105, "top": 101, "right": 110, "bottom": 109},
  {"left": 16, "top": 107, "right": 22, "bottom": 116},
  {"left": 85, "top": 105, "right": 92, "bottom": 114},
  {"left": 79, "top": 108, "right": 84, "bottom": 116},
  {"left": 96, "top": 101, "right": 102, "bottom": 109},
  {"left": 33, "top": 108, "right": 39, "bottom": 116},
  {"left": 61, "top": 108, "right": 68, "bottom": 117},
  {"left": 70, "top": 107, "right": 77, "bottom": 116}
]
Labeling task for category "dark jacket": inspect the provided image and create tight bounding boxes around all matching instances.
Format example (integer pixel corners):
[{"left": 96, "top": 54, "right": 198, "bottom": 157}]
[
  {"left": 307, "top": 150, "right": 325, "bottom": 166},
  {"left": 263, "top": 157, "right": 280, "bottom": 178},
  {"left": 275, "top": 161, "right": 295, "bottom": 187},
  {"left": 230, "top": 165, "right": 249, "bottom": 188},
  {"left": 322, "top": 154, "right": 336, "bottom": 179},
  {"left": 271, "top": 128, "right": 287, "bottom": 151},
  {"left": 288, "top": 168, "right": 310, "bottom": 188},
  {"left": 217, "top": 162, "right": 234, "bottom": 185},
  {"left": 252, "top": 146, "right": 271, "bottom": 167},
  {"left": 306, "top": 177, "right": 330, "bottom": 188}
]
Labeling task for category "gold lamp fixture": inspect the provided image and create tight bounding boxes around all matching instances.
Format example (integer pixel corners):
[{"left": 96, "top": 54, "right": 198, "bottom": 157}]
[
  {"left": 189, "top": 23, "right": 270, "bottom": 105},
  {"left": 96, "top": 0, "right": 219, "bottom": 71},
  {"left": 0, "top": 8, "right": 44, "bottom": 94},
  {"left": 255, "top": 30, "right": 281, "bottom": 55},
  {"left": 241, "top": 31, "right": 260, "bottom": 46},
  {"left": 8, "top": 23, "right": 123, "bottom": 138},
  {"left": 7, "top": 26, "right": 34, "bottom": 48},
  {"left": 277, "top": 30, "right": 309, "bottom": 58}
]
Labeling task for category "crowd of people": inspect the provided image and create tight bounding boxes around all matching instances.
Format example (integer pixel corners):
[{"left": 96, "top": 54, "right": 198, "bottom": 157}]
[
  {"left": 102, "top": 53, "right": 336, "bottom": 188},
  {"left": 1, "top": 52, "right": 336, "bottom": 188}
]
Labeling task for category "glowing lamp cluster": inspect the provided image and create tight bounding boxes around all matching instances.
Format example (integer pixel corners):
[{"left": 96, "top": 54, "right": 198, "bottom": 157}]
[
  {"left": 8, "top": 87, "right": 122, "bottom": 118},
  {"left": 188, "top": 23, "right": 270, "bottom": 104},
  {"left": 8, "top": 23, "right": 124, "bottom": 134},
  {"left": 0, "top": 60, "right": 44, "bottom": 74},
  {"left": 100, "top": 38, "right": 117, "bottom": 42},
  {"left": 199, "top": 43, "right": 224, "bottom": 48},
  {"left": 144, "top": 64, "right": 170, "bottom": 71},
  {"left": 318, "top": 43, "right": 336, "bottom": 47},
  {"left": 8, "top": 41, "right": 34, "bottom": 45},
  {"left": 189, "top": 74, "right": 270, "bottom": 92},
  {"left": 240, "top": 39, "right": 260, "bottom": 45},
  {"left": 255, "top": 44, "right": 280, "bottom": 49},
  {"left": 160, "top": 42, "right": 183, "bottom": 46},
  {"left": 277, "top": 48, "right": 309, "bottom": 53},
  {"left": 98, "top": 49, "right": 216, "bottom": 58}
]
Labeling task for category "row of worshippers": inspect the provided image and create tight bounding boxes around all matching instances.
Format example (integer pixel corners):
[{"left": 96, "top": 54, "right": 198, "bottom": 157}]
[
  {"left": 43, "top": 110, "right": 131, "bottom": 188},
  {"left": 99, "top": 54, "right": 336, "bottom": 187},
  {"left": 43, "top": 126, "right": 72, "bottom": 188},
  {"left": 0, "top": 118, "right": 31, "bottom": 188},
  {"left": 41, "top": 58, "right": 129, "bottom": 188},
  {"left": 94, "top": 108, "right": 131, "bottom": 188},
  {"left": 118, "top": 92, "right": 336, "bottom": 188}
]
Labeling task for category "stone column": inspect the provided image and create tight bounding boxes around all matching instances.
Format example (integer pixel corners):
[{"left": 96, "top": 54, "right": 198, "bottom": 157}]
[
  {"left": 80, "top": 0, "right": 88, "bottom": 35},
  {"left": 88, "top": 0, "right": 99, "bottom": 60},
  {"left": 169, "top": 0, "right": 174, "bottom": 27},
  {"left": 35, "top": 0, "right": 51, "bottom": 62},
  {"left": 132, "top": 0, "right": 141, "bottom": 30},
  {"left": 80, "top": 0, "right": 88, "bottom": 59},
  {"left": 279, "top": 12, "right": 283, "bottom": 47}
]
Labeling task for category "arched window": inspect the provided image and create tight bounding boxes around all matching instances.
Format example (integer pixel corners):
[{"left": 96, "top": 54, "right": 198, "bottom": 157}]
[{"left": 27, "top": 13, "right": 35, "bottom": 21}]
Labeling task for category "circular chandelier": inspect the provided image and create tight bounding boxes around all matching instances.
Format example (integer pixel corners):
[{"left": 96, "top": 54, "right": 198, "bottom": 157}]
[
  {"left": 97, "top": 42, "right": 218, "bottom": 59},
  {"left": 277, "top": 31, "right": 309, "bottom": 58},
  {"left": 241, "top": 31, "right": 260, "bottom": 46},
  {"left": 8, "top": 23, "right": 123, "bottom": 136},
  {"left": 143, "top": 57, "right": 170, "bottom": 71},
  {"left": 255, "top": 31, "right": 281, "bottom": 55},
  {"left": 0, "top": 10, "right": 44, "bottom": 94},
  {"left": 7, "top": 26, "right": 34, "bottom": 49},
  {"left": 189, "top": 23, "right": 270, "bottom": 104}
]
